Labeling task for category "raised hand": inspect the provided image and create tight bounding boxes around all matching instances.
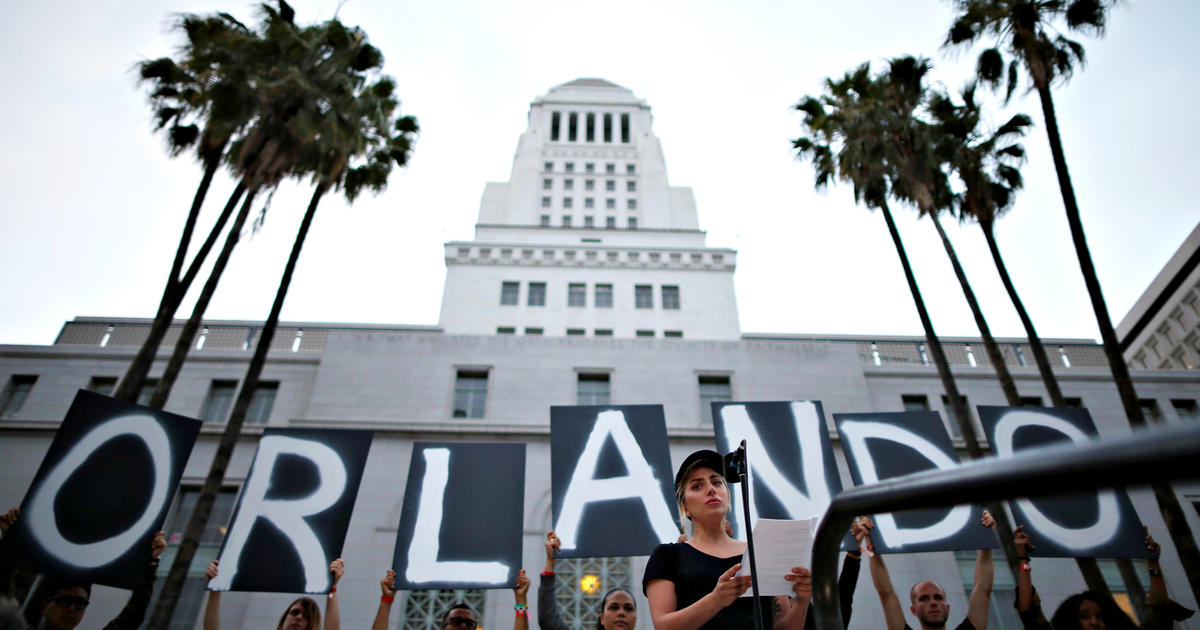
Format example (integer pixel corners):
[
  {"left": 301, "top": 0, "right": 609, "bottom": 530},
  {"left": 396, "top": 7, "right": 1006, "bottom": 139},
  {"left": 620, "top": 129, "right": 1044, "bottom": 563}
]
[
  {"left": 206, "top": 560, "right": 220, "bottom": 580},
  {"left": 381, "top": 569, "right": 398, "bottom": 597},
  {"left": 329, "top": 559, "right": 345, "bottom": 586},
  {"left": 1013, "top": 525, "right": 1034, "bottom": 558}
]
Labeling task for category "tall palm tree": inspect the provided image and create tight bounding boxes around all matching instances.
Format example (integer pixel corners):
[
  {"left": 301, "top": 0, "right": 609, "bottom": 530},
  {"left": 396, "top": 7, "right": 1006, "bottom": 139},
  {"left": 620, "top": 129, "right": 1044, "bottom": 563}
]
[
  {"left": 946, "top": 0, "right": 1200, "bottom": 600},
  {"left": 145, "top": 14, "right": 418, "bottom": 628},
  {"left": 793, "top": 58, "right": 1026, "bottom": 577},
  {"left": 929, "top": 86, "right": 1147, "bottom": 600},
  {"left": 117, "top": 12, "right": 262, "bottom": 402}
]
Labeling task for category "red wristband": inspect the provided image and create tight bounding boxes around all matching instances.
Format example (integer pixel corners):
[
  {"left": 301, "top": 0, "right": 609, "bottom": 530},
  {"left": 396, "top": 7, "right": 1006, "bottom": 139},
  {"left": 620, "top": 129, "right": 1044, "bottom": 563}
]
[
  {"left": 381, "top": 595, "right": 395, "bottom": 603},
  {"left": 331, "top": 586, "right": 337, "bottom": 593},
  {"left": 541, "top": 571, "right": 555, "bottom": 576}
]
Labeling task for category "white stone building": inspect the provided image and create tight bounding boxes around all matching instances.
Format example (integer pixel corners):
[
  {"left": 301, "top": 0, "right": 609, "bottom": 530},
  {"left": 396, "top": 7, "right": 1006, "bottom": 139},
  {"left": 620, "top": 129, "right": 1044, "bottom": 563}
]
[{"left": 1, "top": 79, "right": 1198, "bottom": 630}]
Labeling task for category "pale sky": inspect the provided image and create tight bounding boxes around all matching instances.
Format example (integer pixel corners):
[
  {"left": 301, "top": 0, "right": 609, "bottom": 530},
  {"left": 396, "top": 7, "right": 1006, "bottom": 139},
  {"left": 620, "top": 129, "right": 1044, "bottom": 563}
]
[{"left": 0, "top": 1, "right": 1196, "bottom": 346}]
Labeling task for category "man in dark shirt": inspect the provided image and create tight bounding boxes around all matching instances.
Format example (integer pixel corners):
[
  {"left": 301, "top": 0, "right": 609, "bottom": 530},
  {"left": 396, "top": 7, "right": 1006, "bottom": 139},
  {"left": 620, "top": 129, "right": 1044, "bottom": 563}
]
[
  {"left": 1, "top": 507, "right": 166, "bottom": 630},
  {"left": 863, "top": 512, "right": 995, "bottom": 630}
]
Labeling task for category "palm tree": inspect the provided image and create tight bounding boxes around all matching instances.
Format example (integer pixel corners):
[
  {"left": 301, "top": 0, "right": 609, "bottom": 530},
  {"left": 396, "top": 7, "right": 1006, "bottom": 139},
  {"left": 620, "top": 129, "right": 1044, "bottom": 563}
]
[
  {"left": 145, "top": 14, "right": 418, "bottom": 628},
  {"left": 928, "top": 86, "right": 1149, "bottom": 600},
  {"left": 117, "top": 12, "right": 262, "bottom": 402},
  {"left": 793, "top": 58, "right": 1028, "bottom": 577},
  {"left": 946, "top": 0, "right": 1200, "bottom": 600}
]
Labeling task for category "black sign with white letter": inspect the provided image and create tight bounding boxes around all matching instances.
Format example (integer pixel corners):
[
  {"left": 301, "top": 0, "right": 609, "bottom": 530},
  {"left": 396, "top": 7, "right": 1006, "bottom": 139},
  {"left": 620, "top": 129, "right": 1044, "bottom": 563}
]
[
  {"left": 833, "top": 411, "right": 997, "bottom": 553},
  {"left": 977, "top": 406, "right": 1151, "bottom": 558},
  {"left": 712, "top": 401, "right": 845, "bottom": 542},
  {"left": 391, "top": 442, "right": 525, "bottom": 590},
  {"left": 551, "top": 405, "right": 679, "bottom": 558},
  {"left": 7, "top": 390, "right": 201, "bottom": 588},
  {"left": 210, "top": 428, "right": 373, "bottom": 593}
]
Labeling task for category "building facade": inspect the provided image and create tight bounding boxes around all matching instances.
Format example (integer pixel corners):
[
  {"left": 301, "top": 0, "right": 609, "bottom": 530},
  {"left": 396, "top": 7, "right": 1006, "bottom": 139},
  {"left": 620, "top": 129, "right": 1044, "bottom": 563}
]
[{"left": 1, "top": 80, "right": 1198, "bottom": 630}]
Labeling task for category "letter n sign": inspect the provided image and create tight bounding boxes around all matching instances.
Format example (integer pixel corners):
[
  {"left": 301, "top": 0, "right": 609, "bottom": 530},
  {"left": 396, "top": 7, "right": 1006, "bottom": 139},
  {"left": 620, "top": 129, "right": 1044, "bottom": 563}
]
[
  {"left": 7, "top": 390, "right": 202, "bottom": 588},
  {"left": 551, "top": 405, "right": 679, "bottom": 558},
  {"left": 977, "top": 406, "right": 1152, "bottom": 558},
  {"left": 392, "top": 442, "right": 526, "bottom": 590},
  {"left": 210, "top": 428, "right": 373, "bottom": 593}
]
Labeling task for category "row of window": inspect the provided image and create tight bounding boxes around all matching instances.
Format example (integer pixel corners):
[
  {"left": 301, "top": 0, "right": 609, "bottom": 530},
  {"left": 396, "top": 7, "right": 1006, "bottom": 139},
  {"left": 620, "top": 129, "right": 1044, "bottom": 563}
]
[
  {"left": 541, "top": 214, "right": 638, "bottom": 228},
  {"left": 497, "top": 327, "right": 684, "bottom": 338},
  {"left": 900, "top": 392, "right": 1200, "bottom": 438},
  {"left": 549, "top": 111, "right": 631, "bottom": 144},
  {"left": 500, "top": 281, "right": 680, "bottom": 309},
  {"left": 541, "top": 197, "right": 638, "bottom": 211},
  {"left": 454, "top": 370, "right": 730, "bottom": 420},
  {"left": 543, "top": 178, "right": 637, "bottom": 193},
  {"left": 544, "top": 161, "right": 636, "bottom": 175},
  {"left": 0, "top": 374, "right": 278, "bottom": 424}
]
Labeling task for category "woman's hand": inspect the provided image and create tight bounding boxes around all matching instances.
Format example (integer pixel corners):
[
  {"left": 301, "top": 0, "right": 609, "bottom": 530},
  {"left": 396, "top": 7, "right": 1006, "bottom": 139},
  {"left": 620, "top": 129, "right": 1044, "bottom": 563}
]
[
  {"left": 381, "top": 569, "right": 398, "bottom": 597},
  {"left": 709, "top": 564, "right": 752, "bottom": 607},
  {"left": 330, "top": 559, "right": 344, "bottom": 587},
  {"left": 206, "top": 560, "right": 220, "bottom": 580},
  {"left": 784, "top": 567, "right": 812, "bottom": 606}
]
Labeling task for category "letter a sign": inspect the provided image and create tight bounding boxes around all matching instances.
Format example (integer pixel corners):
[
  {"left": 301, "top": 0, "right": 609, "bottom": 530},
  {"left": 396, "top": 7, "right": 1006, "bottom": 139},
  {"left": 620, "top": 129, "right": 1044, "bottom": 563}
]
[
  {"left": 7, "top": 390, "right": 201, "bottom": 588},
  {"left": 551, "top": 405, "right": 679, "bottom": 558}
]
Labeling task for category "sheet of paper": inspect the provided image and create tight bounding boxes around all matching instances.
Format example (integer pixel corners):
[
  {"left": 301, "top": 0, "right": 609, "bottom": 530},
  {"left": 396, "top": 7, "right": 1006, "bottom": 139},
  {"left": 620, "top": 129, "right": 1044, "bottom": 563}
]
[{"left": 734, "top": 517, "right": 817, "bottom": 597}]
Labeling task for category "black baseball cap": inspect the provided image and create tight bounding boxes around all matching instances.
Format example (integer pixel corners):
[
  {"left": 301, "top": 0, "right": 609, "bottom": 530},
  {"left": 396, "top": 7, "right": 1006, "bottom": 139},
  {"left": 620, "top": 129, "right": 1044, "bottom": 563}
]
[{"left": 673, "top": 449, "right": 725, "bottom": 489}]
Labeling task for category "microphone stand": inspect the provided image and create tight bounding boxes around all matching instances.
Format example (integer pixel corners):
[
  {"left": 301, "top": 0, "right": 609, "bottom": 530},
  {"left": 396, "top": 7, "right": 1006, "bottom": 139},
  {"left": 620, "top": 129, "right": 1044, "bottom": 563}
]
[{"left": 727, "top": 440, "right": 765, "bottom": 630}]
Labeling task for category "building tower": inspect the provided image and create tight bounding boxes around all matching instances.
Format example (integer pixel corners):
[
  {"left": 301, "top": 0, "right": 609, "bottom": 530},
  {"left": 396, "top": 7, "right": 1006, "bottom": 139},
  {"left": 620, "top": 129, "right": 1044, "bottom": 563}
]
[{"left": 439, "top": 78, "right": 740, "bottom": 340}]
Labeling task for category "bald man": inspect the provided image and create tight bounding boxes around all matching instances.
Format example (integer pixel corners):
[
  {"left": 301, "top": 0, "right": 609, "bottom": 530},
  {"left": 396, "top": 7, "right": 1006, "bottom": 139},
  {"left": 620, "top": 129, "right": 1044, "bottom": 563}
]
[{"left": 862, "top": 511, "right": 996, "bottom": 630}]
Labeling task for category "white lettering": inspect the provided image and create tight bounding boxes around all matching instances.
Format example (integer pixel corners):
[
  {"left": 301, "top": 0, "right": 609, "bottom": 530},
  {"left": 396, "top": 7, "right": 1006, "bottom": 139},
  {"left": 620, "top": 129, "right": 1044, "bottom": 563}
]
[
  {"left": 556, "top": 410, "right": 679, "bottom": 550},
  {"left": 27, "top": 415, "right": 172, "bottom": 568},
  {"left": 405, "top": 448, "right": 509, "bottom": 584},
  {"left": 210, "top": 436, "right": 347, "bottom": 593},
  {"left": 992, "top": 410, "right": 1119, "bottom": 549},
  {"left": 838, "top": 420, "right": 970, "bottom": 547},
  {"left": 720, "top": 403, "right": 833, "bottom": 539}
]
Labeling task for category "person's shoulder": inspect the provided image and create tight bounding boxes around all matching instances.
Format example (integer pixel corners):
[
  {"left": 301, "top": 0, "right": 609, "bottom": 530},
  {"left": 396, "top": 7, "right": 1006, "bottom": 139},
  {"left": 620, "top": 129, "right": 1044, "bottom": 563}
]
[
  {"left": 954, "top": 618, "right": 977, "bottom": 630},
  {"left": 648, "top": 542, "right": 686, "bottom": 558}
]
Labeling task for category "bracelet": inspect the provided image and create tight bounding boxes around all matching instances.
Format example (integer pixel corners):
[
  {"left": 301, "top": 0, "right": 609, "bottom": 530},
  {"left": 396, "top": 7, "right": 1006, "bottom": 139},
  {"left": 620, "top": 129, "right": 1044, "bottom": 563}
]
[
  {"left": 1019, "top": 562, "right": 1031, "bottom": 572},
  {"left": 331, "top": 587, "right": 337, "bottom": 594},
  {"left": 541, "top": 571, "right": 554, "bottom": 577},
  {"left": 381, "top": 595, "right": 395, "bottom": 603},
  {"left": 515, "top": 604, "right": 528, "bottom": 618}
]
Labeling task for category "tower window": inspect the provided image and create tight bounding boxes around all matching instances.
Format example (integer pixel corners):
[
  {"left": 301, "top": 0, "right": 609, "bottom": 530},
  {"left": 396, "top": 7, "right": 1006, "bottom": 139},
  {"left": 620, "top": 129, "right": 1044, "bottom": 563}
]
[
  {"left": 562, "top": 215, "right": 572, "bottom": 226},
  {"left": 635, "top": 285, "right": 653, "bottom": 309},
  {"left": 628, "top": 217, "right": 638, "bottom": 229},
  {"left": 564, "top": 179, "right": 574, "bottom": 190},
  {"left": 500, "top": 282, "right": 519, "bottom": 305},
  {"left": 586, "top": 113, "right": 596, "bottom": 142},
  {"left": 565, "top": 162, "right": 574, "bottom": 173},
  {"left": 568, "top": 112, "right": 578, "bottom": 142},
  {"left": 586, "top": 163, "right": 595, "bottom": 173},
  {"left": 543, "top": 178, "right": 552, "bottom": 190},
  {"left": 544, "top": 162, "right": 553, "bottom": 172},
  {"left": 662, "top": 286, "right": 680, "bottom": 310},
  {"left": 577, "top": 373, "right": 611, "bottom": 405},
  {"left": 605, "top": 216, "right": 616, "bottom": 229},
  {"left": 595, "top": 284, "right": 613, "bottom": 308},
  {"left": 627, "top": 199, "right": 637, "bottom": 210},
  {"left": 603, "top": 113, "right": 613, "bottom": 143},
  {"left": 585, "top": 179, "right": 594, "bottom": 191},
  {"left": 584, "top": 198, "right": 594, "bottom": 209},
  {"left": 551, "top": 112, "right": 561, "bottom": 141},
  {"left": 528, "top": 282, "right": 547, "bottom": 306},
  {"left": 627, "top": 181, "right": 636, "bottom": 192},
  {"left": 620, "top": 113, "right": 630, "bottom": 143},
  {"left": 606, "top": 163, "right": 616, "bottom": 174},
  {"left": 626, "top": 164, "right": 636, "bottom": 174},
  {"left": 568, "top": 283, "right": 586, "bottom": 307},
  {"left": 584, "top": 216, "right": 595, "bottom": 228},
  {"left": 453, "top": 371, "right": 488, "bottom": 418},
  {"left": 606, "top": 180, "right": 616, "bottom": 192},
  {"left": 540, "top": 214, "right": 550, "bottom": 227},
  {"left": 606, "top": 199, "right": 616, "bottom": 209},
  {"left": 541, "top": 196, "right": 551, "bottom": 208}
]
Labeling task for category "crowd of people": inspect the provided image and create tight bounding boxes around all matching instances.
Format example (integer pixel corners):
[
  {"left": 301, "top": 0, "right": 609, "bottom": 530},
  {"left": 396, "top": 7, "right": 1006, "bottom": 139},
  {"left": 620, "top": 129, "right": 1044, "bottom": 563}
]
[{"left": 0, "top": 448, "right": 1194, "bottom": 630}]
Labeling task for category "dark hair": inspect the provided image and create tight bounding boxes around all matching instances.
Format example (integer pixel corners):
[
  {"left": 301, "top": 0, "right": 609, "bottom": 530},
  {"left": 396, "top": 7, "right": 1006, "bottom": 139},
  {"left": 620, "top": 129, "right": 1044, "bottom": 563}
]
[
  {"left": 440, "top": 603, "right": 474, "bottom": 627},
  {"left": 275, "top": 597, "right": 321, "bottom": 630},
  {"left": 37, "top": 578, "right": 92, "bottom": 604},
  {"left": 595, "top": 589, "right": 636, "bottom": 630},
  {"left": 1050, "top": 591, "right": 1136, "bottom": 630}
]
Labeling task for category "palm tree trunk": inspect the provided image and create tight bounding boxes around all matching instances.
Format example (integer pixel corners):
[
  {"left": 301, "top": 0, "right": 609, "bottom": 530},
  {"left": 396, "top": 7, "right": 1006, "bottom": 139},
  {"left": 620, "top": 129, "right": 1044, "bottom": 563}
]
[
  {"left": 147, "top": 188, "right": 259, "bottom": 410},
  {"left": 977, "top": 220, "right": 1135, "bottom": 600},
  {"left": 929, "top": 213, "right": 1022, "bottom": 405},
  {"left": 878, "top": 202, "right": 1023, "bottom": 578},
  {"left": 113, "top": 179, "right": 246, "bottom": 401},
  {"left": 146, "top": 183, "right": 329, "bottom": 630},
  {"left": 1035, "top": 82, "right": 1200, "bottom": 602}
]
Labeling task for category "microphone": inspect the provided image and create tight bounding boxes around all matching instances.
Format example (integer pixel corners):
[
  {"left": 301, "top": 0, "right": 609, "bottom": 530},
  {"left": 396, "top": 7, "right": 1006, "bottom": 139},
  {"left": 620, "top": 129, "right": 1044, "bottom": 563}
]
[{"left": 722, "top": 440, "right": 747, "bottom": 483}]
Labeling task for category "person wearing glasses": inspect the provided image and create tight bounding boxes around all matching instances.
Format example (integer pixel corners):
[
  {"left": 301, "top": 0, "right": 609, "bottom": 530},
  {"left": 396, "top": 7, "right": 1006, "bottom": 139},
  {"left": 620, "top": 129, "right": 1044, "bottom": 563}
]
[
  {"left": 371, "top": 568, "right": 532, "bottom": 630},
  {"left": 0, "top": 507, "right": 167, "bottom": 630},
  {"left": 202, "top": 558, "right": 344, "bottom": 630}
]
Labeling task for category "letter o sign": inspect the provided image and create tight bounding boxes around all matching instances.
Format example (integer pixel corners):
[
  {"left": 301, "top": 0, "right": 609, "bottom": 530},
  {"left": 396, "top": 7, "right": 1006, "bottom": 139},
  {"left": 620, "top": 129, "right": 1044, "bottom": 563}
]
[{"left": 26, "top": 415, "right": 173, "bottom": 568}]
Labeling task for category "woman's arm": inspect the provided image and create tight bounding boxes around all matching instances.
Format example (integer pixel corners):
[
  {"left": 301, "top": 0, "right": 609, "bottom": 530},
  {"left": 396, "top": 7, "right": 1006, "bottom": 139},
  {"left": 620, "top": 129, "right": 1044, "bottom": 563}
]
[
  {"left": 646, "top": 564, "right": 751, "bottom": 630},
  {"left": 372, "top": 570, "right": 398, "bottom": 630},
  {"left": 772, "top": 567, "right": 812, "bottom": 630},
  {"left": 324, "top": 559, "right": 344, "bottom": 630},
  {"left": 513, "top": 570, "right": 530, "bottom": 630},
  {"left": 203, "top": 560, "right": 221, "bottom": 630},
  {"left": 537, "top": 533, "right": 570, "bottom": 630}
]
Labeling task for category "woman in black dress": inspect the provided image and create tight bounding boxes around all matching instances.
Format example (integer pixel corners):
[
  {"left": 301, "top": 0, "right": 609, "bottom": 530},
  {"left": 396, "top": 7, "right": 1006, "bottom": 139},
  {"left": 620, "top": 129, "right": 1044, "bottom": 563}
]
[{"left": 643, "top": 450, "right": 812, "bottom": 630}]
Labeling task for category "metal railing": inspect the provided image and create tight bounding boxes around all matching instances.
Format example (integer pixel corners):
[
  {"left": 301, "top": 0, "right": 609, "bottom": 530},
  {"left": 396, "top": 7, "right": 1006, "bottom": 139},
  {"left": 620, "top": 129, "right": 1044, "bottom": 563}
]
[{"left": 809, "top": 422, "right": 1200, "bottom": 630}]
